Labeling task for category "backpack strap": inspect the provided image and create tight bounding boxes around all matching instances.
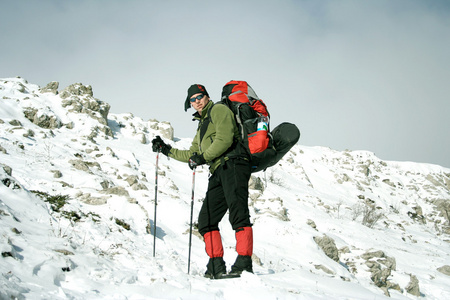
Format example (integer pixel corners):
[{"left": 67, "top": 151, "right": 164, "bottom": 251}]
[
  {"left": 198, "top": 102, "right": 250, "bottom": 162},
  {"left": 199, "top": 113, "right": 211, "bottom": 143}
]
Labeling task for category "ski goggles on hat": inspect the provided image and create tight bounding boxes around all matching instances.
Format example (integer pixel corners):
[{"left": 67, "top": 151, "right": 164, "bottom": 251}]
[{"left": 190, "top": 94, "right": 204, "bottom": 102}]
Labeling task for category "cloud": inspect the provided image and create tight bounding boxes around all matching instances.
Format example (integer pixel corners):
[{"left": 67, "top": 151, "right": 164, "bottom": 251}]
[{"left": 1, "top": 0, "right": 449, "bottom": 167}]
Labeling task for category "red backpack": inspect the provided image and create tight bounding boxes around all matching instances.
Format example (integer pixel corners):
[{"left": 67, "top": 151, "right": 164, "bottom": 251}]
[
  {"left": 201, "top": 80, "right": 300, "bottom": 173},
  {"left": 220, "top": 80, "right": 271, "bottom": 155}
]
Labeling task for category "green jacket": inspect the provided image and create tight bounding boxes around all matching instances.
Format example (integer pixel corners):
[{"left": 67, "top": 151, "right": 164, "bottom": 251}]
[{"left": 169, "top": 100, "right": 240, "bottom": 173}]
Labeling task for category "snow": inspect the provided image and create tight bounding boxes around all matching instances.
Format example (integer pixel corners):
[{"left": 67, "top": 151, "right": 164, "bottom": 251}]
[{"left": 1, "top": 77, "right": 450, "bottom": 299}]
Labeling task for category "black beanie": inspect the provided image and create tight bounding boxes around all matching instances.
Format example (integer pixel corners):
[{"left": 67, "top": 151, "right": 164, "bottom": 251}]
[{"left": 184, "top": 84, "right": 209, "bottom": 111}]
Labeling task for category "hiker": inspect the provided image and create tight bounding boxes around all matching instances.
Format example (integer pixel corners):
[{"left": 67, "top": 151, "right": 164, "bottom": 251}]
[{"left": 151, "top": 84, "right": 253, "bottom": 279}]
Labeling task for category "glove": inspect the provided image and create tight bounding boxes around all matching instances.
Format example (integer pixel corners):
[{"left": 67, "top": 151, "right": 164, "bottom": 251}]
[
  {"left": 188, "top": 153, "right": 206, "bottom": 170},
  {"left": 151, "top": 136, "right": 172, "bottom": 156}
]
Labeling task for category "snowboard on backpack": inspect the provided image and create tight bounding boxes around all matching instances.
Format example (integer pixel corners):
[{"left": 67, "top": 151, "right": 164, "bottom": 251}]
[{"left": 221, "top": 80, "right": 300, "bottom": 173}]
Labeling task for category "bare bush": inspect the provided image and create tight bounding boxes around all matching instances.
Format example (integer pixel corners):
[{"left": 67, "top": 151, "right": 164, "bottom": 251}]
[{"left": 352, "top": 202, "right": 385, "bottom": 228}]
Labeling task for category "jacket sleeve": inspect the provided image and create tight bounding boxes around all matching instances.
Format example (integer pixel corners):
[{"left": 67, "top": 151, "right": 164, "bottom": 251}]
[
  {"left": 168, "top": 133, "right": 200, "bottom": 163},
  {"left": 202, "top": 104, "right": 236, "bottom": 162}
]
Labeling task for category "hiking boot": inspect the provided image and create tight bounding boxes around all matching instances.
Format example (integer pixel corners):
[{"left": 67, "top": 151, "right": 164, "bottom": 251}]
[
  {"left": 204, "top": 257, "right": 227, "bottom": 279},
  {"left": 229, "top": 255, "right": 253, "bottom": 276}
]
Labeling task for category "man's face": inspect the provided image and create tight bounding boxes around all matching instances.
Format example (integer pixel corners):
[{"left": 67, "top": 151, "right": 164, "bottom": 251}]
[{"left": 190, "top": 93, "right": 209, "bottom": 114}]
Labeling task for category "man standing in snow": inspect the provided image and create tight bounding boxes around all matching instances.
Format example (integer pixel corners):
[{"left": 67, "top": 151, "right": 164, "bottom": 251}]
[{"left": 151, "top": 84, "right": 253, "bottom": 279}]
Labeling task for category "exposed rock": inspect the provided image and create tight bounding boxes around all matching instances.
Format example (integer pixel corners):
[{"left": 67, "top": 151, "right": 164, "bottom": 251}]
[
  {"left": 307, "top": 219, "right": 317, "bottom": 230},
  {"left": 1, "top": 164, "right": 12, "bottom": 176},
  {"left": 131, "top": 183, "right": 148, "bottom": 191},
  {"left": 426, "top": 174, "right": 447, "bottom": 188},
  {"left": 23, "top": 107, "right": 62, "bottom": 129},
  {"left": 68, "top": 159, "right": 90, "bottom": 172},
  {"left": 364, "top": 250, "right": 396, "bottom": 270},
  {"left": 382, "top": 179, "right": 396, "bottom": 188},
  {"left": 140, "top": 133, "right": 147, "bottom": 144},
  {"left": 62, "top": 97, "right": 111, "bottom": 125},
  {"left": 379, "top": 256, "right": 396, "bottom": 271},
  {"left": 76, "top": 192, "right": 108, "bottom": 205},
  {"left": 101, "top": 186, "right": 130, "bottom": 197},
  {"left": 339, "top": 246, "right": 350, "bottom": 254},
  {"left": 357, "top": 164, "right": 370, "bottom": 176},
  {"left": 249, "top": 192, "right": 261, "bottom": 202},
  {"left": 315, "top": 264, "right": 335, "bottom": 275},
  {"left": 408, "top": 205, "right": 426, "bottom": 224},
  {"left": 387, "top": 281, "right": 402, "bottom": 293},
  {"left": 125, "top": 175, "right": 139, "bottom": 186},
  {"left": 15, "top": 82, "right": 28, "bottom": 93},
  {"left": 58, "top": 181, "right": 72, "bottom": 188},
  {"left": 40, "top": 81, "right": 59, "bottom": 94},
  {"left": 1, "top": 177, "right": 21, "bottom": 190},
  {"left": 437, "top": 265, "right": 450, "bottom": 276},
  {"left": 0, "top": 145, "right": 6, "bottom": 154},
  {"left": 360, "top": 249, "right": 398, "bottom": 292},
  {"left": 313, "top": 235, "right": 339, "bottom": 262},
  {"left": 11, "top": 228, "right": 21, "bottom": 234},
  {"left": 361, "top": 250, "right": 386, "bottom": 260},
  {"left": 252, "top": 253, "right": 262, "bottom": 266},
  {"left": 149, "top": 121, "right": 174, "bottom": 140},
  {"left": 51, "top": 170, "right": 63, "bottom": 178},
  {"left": 370, "top": 266, "right": 391, "bottom": 288},
  {"left": 68, "top": 159, "right": 101, "bottom": 173},
  {"left": 127, "top": 198, "right": 138, "bottom": 205},
  {"left": 249, "top": 175, "right": 264, "bottom": 192},
  {"left": 23, "top": 129, "right": 35, "bottom": 138},
  {"left": 54, "top": 249, "right": 74, "bottom": 256},
  {"left": 336, "top": 173, "right": 351, "bottom": 184},
  {"left": 9, "top": 120, "right": 22, "bottom": 126},
  {"left": 405, "top": 274, "right": 420, "bottom": 296},
  {"left": 60, "top": 83, "right": 93, "bottom": 99},
  {"left": 59, "top": 83, "right": 111, "bottom": 131},
  {"left": 432, "top": 199, "right": 450, "bottom": 221},
  {"left": 106, "top": 147, "right": 117, "bottom": 157},
  {"left": 22, "top": 107, "right": 37, "bottom": 121}
]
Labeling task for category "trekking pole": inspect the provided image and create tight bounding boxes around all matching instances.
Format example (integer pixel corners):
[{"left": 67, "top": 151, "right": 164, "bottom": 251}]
[
  {"left": 187, "top": 165, "right": 196, "bottom": 274},
  {"left": 153, "top": 150, "right": 160, "bottom": 257}
]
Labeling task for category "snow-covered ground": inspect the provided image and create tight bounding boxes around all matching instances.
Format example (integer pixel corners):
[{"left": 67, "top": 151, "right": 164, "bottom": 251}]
[{"left": 1, "top": 77, "right": 449, "bottom": 299}]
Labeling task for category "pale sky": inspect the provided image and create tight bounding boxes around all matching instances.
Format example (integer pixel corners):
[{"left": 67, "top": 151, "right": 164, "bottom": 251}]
[{"left": 2, "top": 0, "right": 449, "bottom": 168}]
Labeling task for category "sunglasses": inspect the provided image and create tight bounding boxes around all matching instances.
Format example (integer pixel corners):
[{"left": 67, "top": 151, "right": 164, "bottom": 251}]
[{"left": 190, "top": 94, "right": 204, "bottom": 102}]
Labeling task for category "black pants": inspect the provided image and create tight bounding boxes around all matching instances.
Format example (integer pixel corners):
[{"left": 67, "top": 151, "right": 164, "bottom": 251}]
[{"left": 198, "top": 158, "right": 252, "bottom": 236}]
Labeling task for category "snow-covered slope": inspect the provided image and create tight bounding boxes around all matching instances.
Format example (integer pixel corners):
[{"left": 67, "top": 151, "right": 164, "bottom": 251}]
[{"left": 1, "top": 77, "right": 449, "bottom": 299}]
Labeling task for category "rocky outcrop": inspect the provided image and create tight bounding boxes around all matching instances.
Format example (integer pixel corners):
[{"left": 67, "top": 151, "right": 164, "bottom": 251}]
[
  {"left": 40, "top": 81, "right": 59, "bottom": 94},
  {"left": 405, "top": 274, "right": 421, "bottom": 296},
  {"left": 362, "top": 250, "right": 399, "bottom": 295},
  {"left": 149, "top": 119, "right": 174, "bottom": 140},
  {"left": 68, "top": 159, "right": 101, "bottom": 174},
  {"left": 124, "top": 175, "right": 148, "bottom": 191},
  {"left": 23, "top": 107, "right": 62, "bottom": 129},
  {"left": 59, "top": 83, "right": 112, "bottom": 136},
  {"left": 437, "top": 265, "right": 450, "bottom": 276},
  {"left": 76, "top": 192, "right": 108, "bottom": 205},
  {"left": 60, "top": 83, "right": 94, "bottom": 99},
  {"left": 314, "top": 234, "right": 339, "bottom": 262},
  {"left": 1, "top": 164, "right": 13, "bottom": 176}
]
